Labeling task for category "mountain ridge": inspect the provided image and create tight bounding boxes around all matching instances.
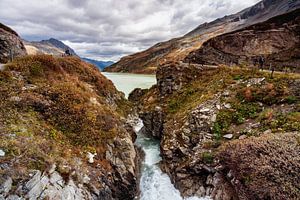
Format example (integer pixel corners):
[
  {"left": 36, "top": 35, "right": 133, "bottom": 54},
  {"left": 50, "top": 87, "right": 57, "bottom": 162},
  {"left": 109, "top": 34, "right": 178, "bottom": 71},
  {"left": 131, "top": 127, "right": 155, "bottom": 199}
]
[
  {"left": 81, "top": 57, "right": 114, "bottom": 71},
  {"left": 24, "top": 38, "right": 77, "bottom": 56},
  {"left": 105, "top": 0, "right": 300, "bottom": 74}
]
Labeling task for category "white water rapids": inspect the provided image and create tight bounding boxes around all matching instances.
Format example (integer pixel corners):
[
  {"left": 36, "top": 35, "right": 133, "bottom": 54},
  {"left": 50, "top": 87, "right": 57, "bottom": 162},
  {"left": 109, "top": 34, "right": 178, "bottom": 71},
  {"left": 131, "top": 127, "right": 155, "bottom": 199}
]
[{"left": 134, "top": 120, "right": 210, "bottom": 200}]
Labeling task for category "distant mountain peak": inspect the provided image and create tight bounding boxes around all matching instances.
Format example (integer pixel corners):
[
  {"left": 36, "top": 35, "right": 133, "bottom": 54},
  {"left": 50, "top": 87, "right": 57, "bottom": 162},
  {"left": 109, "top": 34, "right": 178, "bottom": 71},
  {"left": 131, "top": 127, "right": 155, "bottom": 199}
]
[
  {"left": 24, "top": 38, "right": 77, "bottom": 56},
  {"left": 81, "top": 57, "right": 114, "bottom": 71}
]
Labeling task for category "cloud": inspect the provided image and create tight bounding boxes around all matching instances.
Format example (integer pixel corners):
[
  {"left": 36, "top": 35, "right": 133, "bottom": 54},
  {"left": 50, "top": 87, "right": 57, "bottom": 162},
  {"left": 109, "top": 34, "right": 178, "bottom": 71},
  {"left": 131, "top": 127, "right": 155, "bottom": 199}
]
[{"left": 0, "top": 0, "right": 260, "bottom": 61}]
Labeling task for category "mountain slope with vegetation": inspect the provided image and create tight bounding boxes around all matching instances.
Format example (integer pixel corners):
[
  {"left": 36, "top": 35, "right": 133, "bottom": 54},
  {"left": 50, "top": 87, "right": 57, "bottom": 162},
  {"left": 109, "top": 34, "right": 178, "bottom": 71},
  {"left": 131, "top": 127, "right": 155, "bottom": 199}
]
[
  {"left": 0, "top": 55, "right": 139, "bottom": 199},
  {"left": 105, "top": 0, "right": 300, "bottom": 74}
]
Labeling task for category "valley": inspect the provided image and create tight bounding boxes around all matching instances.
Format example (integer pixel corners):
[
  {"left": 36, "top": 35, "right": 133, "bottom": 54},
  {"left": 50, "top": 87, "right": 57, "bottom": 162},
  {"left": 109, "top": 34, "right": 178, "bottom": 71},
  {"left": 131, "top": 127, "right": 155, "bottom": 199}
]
[{"left": 0, "top": 0, "right": 300, "bottom": 199}]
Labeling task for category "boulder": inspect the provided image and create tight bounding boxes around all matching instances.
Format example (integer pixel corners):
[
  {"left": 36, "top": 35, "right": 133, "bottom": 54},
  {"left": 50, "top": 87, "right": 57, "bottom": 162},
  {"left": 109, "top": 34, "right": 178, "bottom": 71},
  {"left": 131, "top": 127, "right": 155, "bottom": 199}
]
[{"left": 0, "top": 23, "right": 27, "bottom": 63}]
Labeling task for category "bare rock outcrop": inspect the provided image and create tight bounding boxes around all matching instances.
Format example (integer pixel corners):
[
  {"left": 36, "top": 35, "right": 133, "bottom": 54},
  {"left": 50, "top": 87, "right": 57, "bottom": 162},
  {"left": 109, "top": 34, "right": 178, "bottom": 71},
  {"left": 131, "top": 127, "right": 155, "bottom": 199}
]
[{"left": 0, "top": 23, "right": 27, "bottom": 63}]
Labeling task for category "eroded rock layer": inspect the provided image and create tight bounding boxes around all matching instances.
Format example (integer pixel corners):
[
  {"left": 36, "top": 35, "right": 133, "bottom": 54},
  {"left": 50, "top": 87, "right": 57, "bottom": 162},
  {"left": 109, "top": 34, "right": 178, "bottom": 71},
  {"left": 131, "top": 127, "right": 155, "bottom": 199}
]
[{"left": 186, "top": 9, "right": 300, "bottom": 72}]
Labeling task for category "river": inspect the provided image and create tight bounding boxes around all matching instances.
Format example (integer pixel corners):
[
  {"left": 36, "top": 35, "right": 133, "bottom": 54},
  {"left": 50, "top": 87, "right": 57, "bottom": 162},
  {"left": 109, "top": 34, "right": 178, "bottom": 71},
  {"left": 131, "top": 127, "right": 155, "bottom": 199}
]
[{"left": 102, "top": 72, "right": 210, "bottom": 200}]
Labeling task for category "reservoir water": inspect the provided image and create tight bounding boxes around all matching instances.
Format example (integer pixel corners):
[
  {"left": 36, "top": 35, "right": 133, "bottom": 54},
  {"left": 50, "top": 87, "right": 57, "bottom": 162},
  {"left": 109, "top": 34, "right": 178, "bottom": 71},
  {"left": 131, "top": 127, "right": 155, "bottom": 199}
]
[
  {"left": 102, "top": 72, "right": 210, "bottom": 200},
  {"left": 102, "top": 72, "right": 157, "bottom": 98}
]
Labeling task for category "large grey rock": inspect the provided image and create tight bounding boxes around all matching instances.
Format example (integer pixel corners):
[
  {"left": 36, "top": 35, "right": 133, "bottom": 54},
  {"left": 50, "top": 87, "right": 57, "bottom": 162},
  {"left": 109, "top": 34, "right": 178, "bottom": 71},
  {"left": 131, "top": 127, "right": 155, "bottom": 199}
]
[
  {"left": 140, "top": 107, "right": 165, "bottom": 139},
  {"left": 0, "top": 177, "right": 12, "bottom": 196},
  {"left": 0, "top": 23, "right": 26, "bottom": 63},
  {"left": 0, "top": 149, "right": 5, "bottom": 157},
  {"left": 23, "top": 170, "right": 93, "bottom": 200}
]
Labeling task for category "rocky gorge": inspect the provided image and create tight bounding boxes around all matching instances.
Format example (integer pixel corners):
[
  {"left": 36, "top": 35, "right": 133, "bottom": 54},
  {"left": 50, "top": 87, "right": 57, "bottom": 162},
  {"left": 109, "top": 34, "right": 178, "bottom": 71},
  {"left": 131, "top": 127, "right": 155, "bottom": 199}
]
[
  {"left": 133, "top": 62, "right": 300, "bottom": 199},
  {"left": 1, "top": 0, "right": 300, "bottom": 199}
]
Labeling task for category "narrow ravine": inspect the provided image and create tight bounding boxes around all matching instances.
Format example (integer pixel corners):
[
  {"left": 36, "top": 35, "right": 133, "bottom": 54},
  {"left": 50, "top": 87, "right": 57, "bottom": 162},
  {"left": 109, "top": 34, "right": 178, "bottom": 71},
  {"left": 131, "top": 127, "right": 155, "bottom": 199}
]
[
  {"left": 134, "top": 119, "right": 210, "bottom": 200},
  {"left": 103, "top": 72, "right": 211, "bottom": 200}
]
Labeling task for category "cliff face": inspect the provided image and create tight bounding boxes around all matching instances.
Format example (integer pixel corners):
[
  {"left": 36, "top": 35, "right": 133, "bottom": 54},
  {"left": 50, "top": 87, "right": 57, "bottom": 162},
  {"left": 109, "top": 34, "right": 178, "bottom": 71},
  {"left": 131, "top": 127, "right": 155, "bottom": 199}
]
[
  {"left": 0, "top": 23, "right": 27, "bottom": 63},
  {"left": 0, "top": 55, "right": 138, "bottom": 199},
  {"left": 134, "top": 62, "right": 300, "bottom": 199},
  {"left": 105, "top": 0, "right": 300, "bottom": 74},
  {"left": 185, "top": 9, "right": 300, "bottom": 72}
]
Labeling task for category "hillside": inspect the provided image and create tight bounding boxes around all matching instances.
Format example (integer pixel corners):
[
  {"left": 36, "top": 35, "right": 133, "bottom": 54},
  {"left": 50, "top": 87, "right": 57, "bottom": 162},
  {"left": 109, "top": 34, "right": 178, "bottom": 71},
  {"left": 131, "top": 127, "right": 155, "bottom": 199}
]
[
  {"left": 105, "top": 0, "right": 300, "bottom": 74},
  {"left": 0, "top": 22, "right": 27, "bottom": 63},
  {"left": 185, "top": 8, "right": 300, "bottom": 72},
  {"left": 0, "top": 55, "right": 139, "bottom": 199}
]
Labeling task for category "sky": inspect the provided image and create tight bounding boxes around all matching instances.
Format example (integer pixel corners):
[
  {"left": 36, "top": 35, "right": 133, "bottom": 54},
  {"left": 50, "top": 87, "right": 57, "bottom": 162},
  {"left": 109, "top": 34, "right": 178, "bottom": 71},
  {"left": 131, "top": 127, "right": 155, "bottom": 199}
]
[{"left": 0, "top": 0, "right": 260, "bottom": 61}]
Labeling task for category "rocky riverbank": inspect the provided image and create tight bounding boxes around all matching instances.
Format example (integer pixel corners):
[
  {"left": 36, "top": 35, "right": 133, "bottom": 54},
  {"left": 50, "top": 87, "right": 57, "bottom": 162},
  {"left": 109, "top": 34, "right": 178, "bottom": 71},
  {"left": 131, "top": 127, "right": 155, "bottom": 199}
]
[{"left": 133, "top": 62, "right": 300, "bottom": 199}]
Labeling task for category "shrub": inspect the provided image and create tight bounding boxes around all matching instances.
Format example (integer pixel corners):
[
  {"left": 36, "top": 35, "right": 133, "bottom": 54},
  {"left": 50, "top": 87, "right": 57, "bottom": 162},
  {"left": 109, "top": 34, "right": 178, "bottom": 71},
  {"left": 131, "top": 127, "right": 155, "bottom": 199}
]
[
  {"left": 285, "top": 96, "right": 298, "bottom": 104},
  {"left": 29, "top": 61, "right": 43, "bottom": 76},
  {"left": 202, "top": 152, "right": 214, "bottom": 164}
]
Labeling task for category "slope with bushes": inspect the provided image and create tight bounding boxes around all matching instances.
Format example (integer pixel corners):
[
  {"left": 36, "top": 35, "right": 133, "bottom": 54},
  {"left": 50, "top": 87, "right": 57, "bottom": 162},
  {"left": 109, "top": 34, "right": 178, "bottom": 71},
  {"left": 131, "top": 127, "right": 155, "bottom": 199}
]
[{"left": 0, "top": 55, "right": 137, "bottom": 199}]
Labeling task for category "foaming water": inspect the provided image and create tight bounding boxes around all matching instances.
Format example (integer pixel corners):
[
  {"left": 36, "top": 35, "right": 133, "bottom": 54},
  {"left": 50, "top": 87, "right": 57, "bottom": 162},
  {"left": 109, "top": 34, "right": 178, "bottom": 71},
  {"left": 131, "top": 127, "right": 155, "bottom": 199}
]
[{"left": 134, "top": 120, "right": 211, "bottom": 200}]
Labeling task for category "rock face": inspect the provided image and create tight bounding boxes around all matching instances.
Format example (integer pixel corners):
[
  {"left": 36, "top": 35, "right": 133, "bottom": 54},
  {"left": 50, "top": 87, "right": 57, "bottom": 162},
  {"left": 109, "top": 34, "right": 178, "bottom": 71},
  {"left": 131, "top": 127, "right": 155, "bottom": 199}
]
[
  {"left": 140, "top": 106, "right": 165, "bottom": 139},
  {"left": 156, "top": 62, "right": 215, "bottom": 97},
  {"left": 128, "top": 88, "right": 148, "bottom": 103},
  {"left": 185, "top": 8, "right": 300, "bottom": 72},
  {"left": 0, "top": 55, "right": 138, "bottom": 199},
  {"left": 0, "top": 23, "right": 27, "bottom": 63},
  {"left": 105, "top": 0, "right": 300, "bottom": 74}
]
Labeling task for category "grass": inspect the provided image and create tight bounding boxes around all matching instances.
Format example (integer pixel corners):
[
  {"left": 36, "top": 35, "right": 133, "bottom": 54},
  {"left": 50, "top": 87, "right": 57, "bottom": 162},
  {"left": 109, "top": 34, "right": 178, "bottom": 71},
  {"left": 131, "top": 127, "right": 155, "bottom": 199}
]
[{"left": 202, "top": 152, "right": 214, "bottom": 164}]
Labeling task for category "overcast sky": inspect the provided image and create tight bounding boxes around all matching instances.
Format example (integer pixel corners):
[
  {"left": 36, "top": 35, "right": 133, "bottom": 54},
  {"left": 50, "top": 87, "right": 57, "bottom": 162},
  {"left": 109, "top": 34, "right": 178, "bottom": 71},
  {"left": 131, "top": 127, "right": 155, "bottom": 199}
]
[{"left": 0, "top": 0, "right": 260, "bottom": 61}]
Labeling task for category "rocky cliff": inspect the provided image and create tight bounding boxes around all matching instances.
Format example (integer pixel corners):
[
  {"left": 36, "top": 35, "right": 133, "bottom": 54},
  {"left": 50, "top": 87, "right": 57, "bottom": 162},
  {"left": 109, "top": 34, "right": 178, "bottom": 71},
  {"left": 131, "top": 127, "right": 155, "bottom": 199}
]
[
  {"left": 133, "top": 62, "right": 300, "bottom": 199},
  {"left": 105, "top": 0, "right": 300, "bottom": 74},
  {"left": 185, "top": 8, "right": 300, "bottom": 72},
  {"left": 0, "top": 55, "right": 139, "bottom": 199},
  {"left": 0, "top": 23, "right": 27, "bottom": 63}
]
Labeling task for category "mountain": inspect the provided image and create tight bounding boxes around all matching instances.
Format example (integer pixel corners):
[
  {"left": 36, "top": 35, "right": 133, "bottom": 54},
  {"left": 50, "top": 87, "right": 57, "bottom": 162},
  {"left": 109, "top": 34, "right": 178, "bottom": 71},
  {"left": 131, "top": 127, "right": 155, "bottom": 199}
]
[
  {"left": 0, "top": 22, "right": 27, "bottom": 63},
  {"left": 81, "top": 57, "right": 114, "bottom": 71},
  {"left": 24, "top": 38, "right": 77, "bottom": 56},
  {"left": 105, "top": 0, "right": 300, "bottom": 74},
  {"left": 185, "top": 8, "right": 300, "bottom": 72}
]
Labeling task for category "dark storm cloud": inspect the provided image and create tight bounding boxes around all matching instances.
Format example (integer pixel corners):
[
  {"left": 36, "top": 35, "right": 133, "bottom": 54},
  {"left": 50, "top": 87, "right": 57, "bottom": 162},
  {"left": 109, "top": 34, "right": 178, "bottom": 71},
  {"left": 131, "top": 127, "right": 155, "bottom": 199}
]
[{"left": 0, "top": 0, "right": 260, "bottom": 61}]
